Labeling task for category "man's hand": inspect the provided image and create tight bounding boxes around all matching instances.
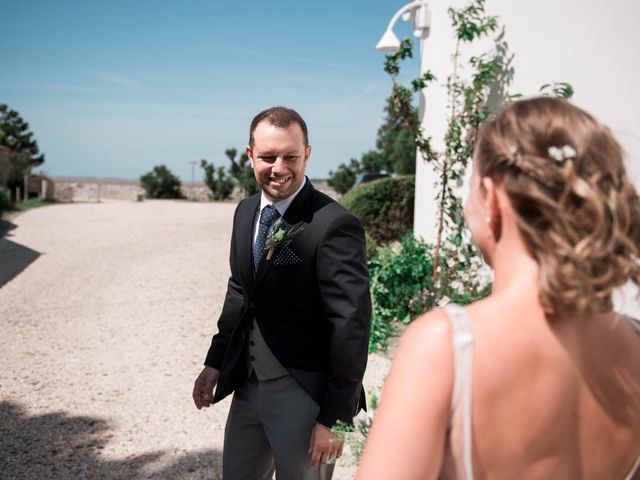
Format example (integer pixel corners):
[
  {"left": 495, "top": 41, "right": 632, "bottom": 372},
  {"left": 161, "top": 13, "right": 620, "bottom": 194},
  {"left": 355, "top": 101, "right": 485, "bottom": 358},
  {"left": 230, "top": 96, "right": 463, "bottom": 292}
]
[
  {"left": 308, "top": 422, "right": 344, "bottom": 466},
  {"left": 192, "top": 366, "right": 220, "bottom": 410}
]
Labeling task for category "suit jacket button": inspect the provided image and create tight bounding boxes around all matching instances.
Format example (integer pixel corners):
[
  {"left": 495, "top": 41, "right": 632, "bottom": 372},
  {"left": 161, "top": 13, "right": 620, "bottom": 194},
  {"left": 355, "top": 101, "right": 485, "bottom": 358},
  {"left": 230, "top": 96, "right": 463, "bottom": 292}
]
[
  {"left": 249, "top": 302, "right": 255, "bottom": 308},
  {"left": 249, "top": 340, "right": 255, "bottom": 347},
  {"left": 250, "top": 355, "right": 255, "bottom": 362}
]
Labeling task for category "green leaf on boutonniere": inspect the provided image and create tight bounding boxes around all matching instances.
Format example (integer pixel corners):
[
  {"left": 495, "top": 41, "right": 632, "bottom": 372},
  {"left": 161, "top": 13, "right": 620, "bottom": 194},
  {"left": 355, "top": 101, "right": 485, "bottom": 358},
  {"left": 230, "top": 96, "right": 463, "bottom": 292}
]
[{"left": 265, "top": 222, "right": 304, "bottom": 261}]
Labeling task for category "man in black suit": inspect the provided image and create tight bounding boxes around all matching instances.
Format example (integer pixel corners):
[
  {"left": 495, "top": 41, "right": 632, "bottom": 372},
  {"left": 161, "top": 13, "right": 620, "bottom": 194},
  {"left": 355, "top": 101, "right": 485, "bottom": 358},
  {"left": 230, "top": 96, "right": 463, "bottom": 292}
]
[{"left": 192, "top": 106, "right": 371, "bottom": 479}]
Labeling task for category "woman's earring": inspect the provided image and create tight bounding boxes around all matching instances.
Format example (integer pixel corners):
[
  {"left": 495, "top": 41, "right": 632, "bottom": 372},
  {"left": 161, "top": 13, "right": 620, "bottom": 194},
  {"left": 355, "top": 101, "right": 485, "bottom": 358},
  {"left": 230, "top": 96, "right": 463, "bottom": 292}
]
[{"left": 485, "top": 217, "right": 493, "bottom": 239}]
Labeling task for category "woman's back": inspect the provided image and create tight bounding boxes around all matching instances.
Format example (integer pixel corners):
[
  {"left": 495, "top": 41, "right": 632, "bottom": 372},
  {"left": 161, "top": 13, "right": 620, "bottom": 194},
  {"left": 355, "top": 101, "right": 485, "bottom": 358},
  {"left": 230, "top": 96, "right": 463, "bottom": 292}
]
[
  {"left": 355, "top": 97, "right": 640, "bottom": 480},
  {"left": 458, "top": 290, "right": 640, "bottom": 479}
]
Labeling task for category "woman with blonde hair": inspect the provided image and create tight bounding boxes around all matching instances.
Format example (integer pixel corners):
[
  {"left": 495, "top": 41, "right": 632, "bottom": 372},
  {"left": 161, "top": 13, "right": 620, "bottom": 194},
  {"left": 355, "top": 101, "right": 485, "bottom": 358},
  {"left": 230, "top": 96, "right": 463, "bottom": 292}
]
[{"left": 356, "top": 97, "right": 640, "bottom": 479}]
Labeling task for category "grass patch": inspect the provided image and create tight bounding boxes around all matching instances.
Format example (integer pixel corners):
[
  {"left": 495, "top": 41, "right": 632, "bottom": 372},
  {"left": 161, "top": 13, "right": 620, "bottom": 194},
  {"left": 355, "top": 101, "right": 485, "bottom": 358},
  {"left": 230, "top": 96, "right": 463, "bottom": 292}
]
[{"left": 2, "top": 198, "right": 57, "bottom": 220}]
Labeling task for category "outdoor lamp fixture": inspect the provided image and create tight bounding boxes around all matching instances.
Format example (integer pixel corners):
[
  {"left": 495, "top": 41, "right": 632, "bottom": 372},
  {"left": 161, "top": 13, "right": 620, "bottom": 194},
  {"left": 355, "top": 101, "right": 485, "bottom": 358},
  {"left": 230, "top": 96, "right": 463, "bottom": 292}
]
[{"left": 375, "top": 0, "right": 431, "bottom": 53}]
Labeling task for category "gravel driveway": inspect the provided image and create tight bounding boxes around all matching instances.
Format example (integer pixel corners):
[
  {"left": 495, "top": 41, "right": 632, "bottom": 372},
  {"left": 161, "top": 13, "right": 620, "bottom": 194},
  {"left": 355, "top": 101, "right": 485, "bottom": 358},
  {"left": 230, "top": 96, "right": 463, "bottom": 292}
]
[{"left": 0, "top": 200, "right": 389, "bottom": 480}]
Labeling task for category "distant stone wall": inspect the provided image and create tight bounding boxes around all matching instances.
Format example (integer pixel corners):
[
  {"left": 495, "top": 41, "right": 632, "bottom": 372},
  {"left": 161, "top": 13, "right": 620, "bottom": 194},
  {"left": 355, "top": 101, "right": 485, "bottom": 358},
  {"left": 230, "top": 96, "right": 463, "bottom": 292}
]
[
  {"left": 52, "top": 178, "right": 144, "bottom": 202},
  {"left": 52, "top": 178, "right": 211, "bottom": 202},
  {"left": 51, "top": 178, "right": 338, "bottom": 203}
]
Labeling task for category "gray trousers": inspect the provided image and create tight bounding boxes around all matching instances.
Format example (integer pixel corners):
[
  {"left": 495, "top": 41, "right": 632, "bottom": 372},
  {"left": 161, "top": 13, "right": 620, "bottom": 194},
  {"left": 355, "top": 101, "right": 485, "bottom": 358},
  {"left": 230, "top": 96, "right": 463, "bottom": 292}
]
[{"left": 222, "top": 373, "right": 335, "bottom": 480}]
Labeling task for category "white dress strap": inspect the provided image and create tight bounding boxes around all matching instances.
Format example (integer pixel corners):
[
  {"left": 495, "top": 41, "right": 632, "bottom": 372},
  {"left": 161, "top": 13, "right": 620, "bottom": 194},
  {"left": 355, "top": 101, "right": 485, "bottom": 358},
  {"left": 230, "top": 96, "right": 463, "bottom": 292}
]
[
  {"left": 444, "top": 304, "right": 475, "bottom": 480},
  {"left": 621, "top": 317, "right": 639, "bottom": 480},
  {"left": 626, "top": 316, "right": 640, "bottom": 334},
  {"left": 624, "top": 454, "right": 640, "bottom": 480}
]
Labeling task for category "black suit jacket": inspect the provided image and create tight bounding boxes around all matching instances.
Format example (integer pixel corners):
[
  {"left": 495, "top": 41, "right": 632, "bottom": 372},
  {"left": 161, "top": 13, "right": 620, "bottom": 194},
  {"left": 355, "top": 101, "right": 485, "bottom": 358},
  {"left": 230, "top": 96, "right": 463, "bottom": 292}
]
[{"left": 204, "top": 179, "right": 371, "bottom": 427}]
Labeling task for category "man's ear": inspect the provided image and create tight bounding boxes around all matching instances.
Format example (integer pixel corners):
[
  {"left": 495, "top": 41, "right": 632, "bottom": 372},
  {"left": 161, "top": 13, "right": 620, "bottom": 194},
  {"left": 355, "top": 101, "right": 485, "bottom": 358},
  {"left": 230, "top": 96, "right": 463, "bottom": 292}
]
[
  {"left": 481, "top": 176, "right": 502, "bottom": 241},
  {"left": 304, "top": 145, "right": 311, "bottom": 162},
  {"left": 246, "top": 146, "right": 255, "bottom": 168}
]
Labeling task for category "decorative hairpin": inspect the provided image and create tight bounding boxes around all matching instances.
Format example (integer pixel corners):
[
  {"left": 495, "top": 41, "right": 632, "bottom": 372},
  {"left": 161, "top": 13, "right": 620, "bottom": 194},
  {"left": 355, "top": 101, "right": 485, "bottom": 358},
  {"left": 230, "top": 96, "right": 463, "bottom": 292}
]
[
  {"left": 509, "top": 144, "right": 518, "bottom": 155},
  {"left": 548, "top": 145, "right": 576, "bottom": 163}
]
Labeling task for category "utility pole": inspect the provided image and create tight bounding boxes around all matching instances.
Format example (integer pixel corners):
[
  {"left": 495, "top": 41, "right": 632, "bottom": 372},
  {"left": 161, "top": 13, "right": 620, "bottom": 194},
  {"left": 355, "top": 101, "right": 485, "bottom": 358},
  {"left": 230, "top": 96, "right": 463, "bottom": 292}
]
[{"left": 190, "top": 160, "right": 198, "bottom": 200}]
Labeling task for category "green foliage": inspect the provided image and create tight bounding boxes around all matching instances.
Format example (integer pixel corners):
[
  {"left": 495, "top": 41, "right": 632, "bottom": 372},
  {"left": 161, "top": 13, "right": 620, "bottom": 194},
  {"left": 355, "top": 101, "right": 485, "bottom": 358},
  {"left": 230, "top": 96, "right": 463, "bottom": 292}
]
[
  {"left": 384, "top": 0, "right": 573, "bottom": 302},
  {"left": 359, "top": 150, "right": 386, "bottom": 174},
  {"left": 376, "top": 97, "right": 418, "bottom": 175},
  {"left": 0, "top": 104, "right": 45, "bottom": 199},
  {"left": 327, "top": 158, "right": 360, "bottom": 194},
  {"left": 383, "top": 38, "right": 438, "bottom": 171},
  {"left": 226, "top": 148, "right": 259, "bottom": 198},
  {"left": 341, "top": 176, "right": 414, "bottom": 244},
  {"left": 200, "top": 158, "right": 234, "bottom": 200},
  {"left": 364, "top": 232, "right": 378, "bottom": 260},
  {"left": 199, "top": 147, "right": 258, "bottom": 201},
  {"left": 334, "top": 391, "right": 378, "bottom": 461},
  {"left": 448, "top": 0, "right": 498, "bottom": 42},
  {"left": 6, "top": 197, "right": 53, "bottom": 214},
  {"left": 327, "top": 88, "right": 420, "bottom": 193},
  {"left": 0, "top": 104, "right": 44, "bottom": 164},
  {"left": 539, "top": 82, "right": 574, "bottom": 99},
  {"left": 0, "top": 186, "right": 11, "bottom": 218},
  {"left": 368, "top": 233, "right": 433, "bottom": 351},
  {"left": 433, "top": 239, "right": 493, "bottom": 307},
  {"left": 388, "top": 129, "right": 416, "bottom": 174},
  {"left": 5, "top": 151, "right": 32, "bottom": 200},
  {"left": 140, "top": 165, "right": 184, "bottom": 199},
  {"left": 429, "top": 1, "right": 504, "bottom": 271},
  {"left": 367, "top": 232, "right": 492, "bottom": 352},
  {"left": 383, "top": 38, "right": 414, "bottom": 76}
]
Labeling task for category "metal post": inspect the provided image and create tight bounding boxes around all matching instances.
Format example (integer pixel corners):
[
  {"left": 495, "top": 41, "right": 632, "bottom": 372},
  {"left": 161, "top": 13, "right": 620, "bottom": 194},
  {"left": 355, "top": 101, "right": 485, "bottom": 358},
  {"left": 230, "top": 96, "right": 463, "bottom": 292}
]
[{"left": 190, "top": 160, "right": 197, "bottom": 200}]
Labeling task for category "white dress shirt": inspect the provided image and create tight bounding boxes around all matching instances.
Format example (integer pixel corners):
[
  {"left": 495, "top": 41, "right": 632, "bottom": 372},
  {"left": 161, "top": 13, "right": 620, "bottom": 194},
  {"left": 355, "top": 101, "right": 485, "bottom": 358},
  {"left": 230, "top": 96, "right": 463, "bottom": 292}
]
[{"left": 252, "top": 177, "right": 307, "bottom": 245}]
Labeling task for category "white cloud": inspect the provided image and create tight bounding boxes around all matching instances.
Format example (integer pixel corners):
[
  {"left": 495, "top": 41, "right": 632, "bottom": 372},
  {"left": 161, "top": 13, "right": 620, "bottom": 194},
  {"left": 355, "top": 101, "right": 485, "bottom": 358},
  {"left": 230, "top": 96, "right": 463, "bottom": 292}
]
[{"left": 87, "top": 70, "right": 143, "bottom": 89}]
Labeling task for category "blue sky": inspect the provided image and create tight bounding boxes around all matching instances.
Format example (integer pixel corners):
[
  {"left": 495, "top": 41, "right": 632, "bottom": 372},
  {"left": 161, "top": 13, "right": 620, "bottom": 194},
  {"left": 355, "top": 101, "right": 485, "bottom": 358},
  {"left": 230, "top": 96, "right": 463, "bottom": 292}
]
[{"left": 1, "top": 0, "right": 421, "bottom": 181}]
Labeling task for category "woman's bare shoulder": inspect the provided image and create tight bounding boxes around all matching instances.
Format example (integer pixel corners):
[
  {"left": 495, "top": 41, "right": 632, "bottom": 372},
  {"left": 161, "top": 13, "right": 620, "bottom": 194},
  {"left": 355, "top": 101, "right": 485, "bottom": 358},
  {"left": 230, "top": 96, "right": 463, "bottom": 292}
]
[{"left": 397, "top": 308, "right": 453, "bottom": 359}]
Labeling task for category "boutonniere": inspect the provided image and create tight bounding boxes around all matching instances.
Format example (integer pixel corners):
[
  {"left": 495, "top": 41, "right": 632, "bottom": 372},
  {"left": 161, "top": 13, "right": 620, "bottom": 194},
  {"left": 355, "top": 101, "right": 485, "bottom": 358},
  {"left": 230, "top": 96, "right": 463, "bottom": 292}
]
[{"left": 264, "top": 222, "right": 304, "bottom": 261}]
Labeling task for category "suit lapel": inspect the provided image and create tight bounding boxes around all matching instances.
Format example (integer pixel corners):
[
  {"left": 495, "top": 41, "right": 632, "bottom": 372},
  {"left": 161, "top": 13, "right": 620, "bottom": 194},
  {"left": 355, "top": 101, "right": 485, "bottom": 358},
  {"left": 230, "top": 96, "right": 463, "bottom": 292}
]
[
  {"left": 282, "top": 178, "right": 314, "bottom": 225},
  {"left": 237, "top": 195, "right": 259, "bottom": 293},
  {"left": 250, "top": 179, "right": 314, "bottom": 296}
]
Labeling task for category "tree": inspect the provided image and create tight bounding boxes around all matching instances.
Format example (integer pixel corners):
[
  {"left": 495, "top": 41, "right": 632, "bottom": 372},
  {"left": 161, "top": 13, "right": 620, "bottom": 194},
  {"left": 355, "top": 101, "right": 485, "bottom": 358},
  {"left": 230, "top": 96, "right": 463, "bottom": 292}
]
[
  {"left": 327, "top": 158, "right": 361, "bottom": 195},
  {"left": 140, "top": 165, "right": 184, "bottom": 199},
  {"left": 359, "top": 150, "right": 386, "bottom": 174},
  {"left": 0, "top": 186, "right": 11, "bottom": 218},
  {"left": 326, "top": 94, "right": 418, "bottom": 195},
  {"left": 376, "top": 96, "right": 418, "bottom": 174},
  {"left": 0, "top": 104, "right": 45, "bottom": 199},
  {"left": 226, "top": 148, "right": 258, "bottom": 198},
  {"left": 200, "top": 158, "right": 234, "bottom": 200}
]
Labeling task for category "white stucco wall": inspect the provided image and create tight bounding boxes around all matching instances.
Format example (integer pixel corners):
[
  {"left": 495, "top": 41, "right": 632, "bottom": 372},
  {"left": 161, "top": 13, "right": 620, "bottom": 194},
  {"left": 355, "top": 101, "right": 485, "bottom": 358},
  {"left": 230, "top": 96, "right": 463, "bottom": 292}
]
[{"left": 413, "top": 0, "right": 640, "bottom": 315}]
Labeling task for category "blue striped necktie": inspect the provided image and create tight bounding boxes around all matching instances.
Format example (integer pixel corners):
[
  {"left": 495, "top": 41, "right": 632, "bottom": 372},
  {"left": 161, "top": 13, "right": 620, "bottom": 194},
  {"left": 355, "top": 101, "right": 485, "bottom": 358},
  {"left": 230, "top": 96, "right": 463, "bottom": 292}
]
[{"left": 253, "top": 205, "right": 281, "bottom": 273}]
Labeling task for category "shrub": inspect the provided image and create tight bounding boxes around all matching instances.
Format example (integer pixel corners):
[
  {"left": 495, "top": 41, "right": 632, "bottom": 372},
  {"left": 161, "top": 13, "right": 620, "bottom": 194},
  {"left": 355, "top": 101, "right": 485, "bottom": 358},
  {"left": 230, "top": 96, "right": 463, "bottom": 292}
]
[
  {"left": 429, "top": 234, "right": 494, "bottom": 308},
  {"left": 341, "top": 175, "right": 414, "bottom": 244},
  {"left": 225, "top": 148, "right": 259, "bottom": 198},
  {"left": 200, "top": 159, "right": 234, "bottom": 200},
  {"left": 327, "top": 159, "right": 359, "bottom": 195},
  {"left": 140, "top": 165, "right": 184, "bottom": 199},
  {"left": 0, "top": 186, "right": 11, "bottom": 218},
  {"left": 368, "top": 232, "right": 433, "bottom": 351},
  {"left": 364, "top": 233, "right": 378, "bottom": 259},
  {"left": 367, "top": 232, "right": 493, "bottom": 352}
]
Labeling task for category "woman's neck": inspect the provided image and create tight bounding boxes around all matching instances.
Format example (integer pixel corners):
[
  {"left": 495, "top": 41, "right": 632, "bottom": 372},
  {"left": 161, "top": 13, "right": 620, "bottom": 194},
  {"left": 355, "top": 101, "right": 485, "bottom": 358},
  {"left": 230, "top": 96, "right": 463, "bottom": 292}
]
[{"left": 490, "top": 244, "right": 540, "bottom": 296}]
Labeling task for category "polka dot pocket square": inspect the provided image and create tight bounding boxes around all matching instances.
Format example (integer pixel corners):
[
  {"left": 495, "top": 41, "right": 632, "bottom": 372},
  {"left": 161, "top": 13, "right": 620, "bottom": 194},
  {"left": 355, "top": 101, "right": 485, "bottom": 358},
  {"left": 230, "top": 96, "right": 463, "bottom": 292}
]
[{"left": 272, "top": 246, "right": 303, "bottom": 266}]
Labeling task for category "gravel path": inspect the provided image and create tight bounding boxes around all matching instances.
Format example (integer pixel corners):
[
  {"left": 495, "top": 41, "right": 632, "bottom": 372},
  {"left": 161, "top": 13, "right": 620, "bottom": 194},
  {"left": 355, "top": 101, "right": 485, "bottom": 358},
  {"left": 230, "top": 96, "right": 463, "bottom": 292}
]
[{"left": 0, "top": 200, "right": 389, "bottom": 480}]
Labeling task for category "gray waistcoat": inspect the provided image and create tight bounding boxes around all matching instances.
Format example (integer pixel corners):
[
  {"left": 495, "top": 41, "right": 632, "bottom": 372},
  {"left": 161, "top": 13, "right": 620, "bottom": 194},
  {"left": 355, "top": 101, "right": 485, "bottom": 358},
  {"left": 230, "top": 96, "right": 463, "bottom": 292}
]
[{"left": 246, "top": 317, "right": 289, "bottom": 380}]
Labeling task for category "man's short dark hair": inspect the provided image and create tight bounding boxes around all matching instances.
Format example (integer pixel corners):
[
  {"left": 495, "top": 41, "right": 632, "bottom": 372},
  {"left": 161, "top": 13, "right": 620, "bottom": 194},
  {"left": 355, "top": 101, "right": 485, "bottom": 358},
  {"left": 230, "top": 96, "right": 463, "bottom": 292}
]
[{"left": 249, "top": 106, "right": 309, "bottom": 147}]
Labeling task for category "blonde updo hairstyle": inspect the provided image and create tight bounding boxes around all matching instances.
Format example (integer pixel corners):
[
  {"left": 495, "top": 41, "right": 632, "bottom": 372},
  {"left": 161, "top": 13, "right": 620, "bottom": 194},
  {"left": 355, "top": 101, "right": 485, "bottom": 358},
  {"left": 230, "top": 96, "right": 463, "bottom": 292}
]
[{"left": 474, "top": 96, "right": 640, "bottom": 315}]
